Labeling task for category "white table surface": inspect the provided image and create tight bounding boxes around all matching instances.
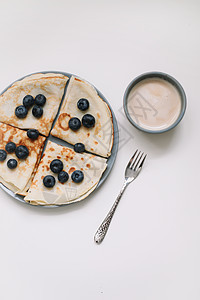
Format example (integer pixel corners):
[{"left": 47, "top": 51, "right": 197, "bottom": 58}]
[{"left": 0, "top": 1, "right": 199, "bottom": 299}]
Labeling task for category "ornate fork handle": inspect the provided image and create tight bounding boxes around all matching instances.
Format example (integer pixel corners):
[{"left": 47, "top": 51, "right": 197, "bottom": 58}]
[{"left": 94, "top": 180, "right": 128, "bottom": 244}]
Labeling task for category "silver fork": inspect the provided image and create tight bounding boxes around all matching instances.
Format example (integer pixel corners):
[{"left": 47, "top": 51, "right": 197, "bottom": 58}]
[{"left": 94, "top": 150, "right": 147, "bottom": 244}]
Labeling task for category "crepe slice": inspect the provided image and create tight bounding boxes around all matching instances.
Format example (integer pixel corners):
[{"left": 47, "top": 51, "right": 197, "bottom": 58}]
[
  {"left": 0, "top": 122, "right": 46, "bottom": 195},
  {"left": 51, "top": 76, "right": 114, "bottom": 157},
  {"left": 24, "top": 140, "right": 107, "bottom": 205},
  {"left": 0, "top": 73, "right": 68, "bottom": 136}
]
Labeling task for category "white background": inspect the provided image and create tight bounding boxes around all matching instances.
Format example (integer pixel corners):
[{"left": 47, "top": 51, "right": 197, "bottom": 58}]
[{"left": 0, "top": 1, "right": 199, "bottom": 299}]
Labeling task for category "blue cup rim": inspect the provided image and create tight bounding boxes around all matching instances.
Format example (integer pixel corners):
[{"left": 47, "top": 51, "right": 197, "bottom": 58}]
[{"left": 123, "top": 71, "right": 187, "bottom": 134}]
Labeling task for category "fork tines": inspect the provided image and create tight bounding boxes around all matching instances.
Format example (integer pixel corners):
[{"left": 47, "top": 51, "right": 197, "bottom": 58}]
[{"left": 128, "top": 149, "right": 147, "bottom": 171}]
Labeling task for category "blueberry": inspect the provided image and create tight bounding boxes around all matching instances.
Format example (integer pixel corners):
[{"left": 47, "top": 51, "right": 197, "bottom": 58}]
[
  {"left": 71, "top": 170, "right": 84, "bottom": 183},
  {"left": 35, "top": 94, "right": 46, "bottom": 106},
  {"left": 27, "top": 129, "right": 39, "bottom": 140},
  {"left": 43, "top": 175, "right": 55, "bottom": 188},
  {"left": 15, "top": 145, "right": 29, "bottom": 159},
  {"left": 7, "top": 159, "right": 17, "bottom": 169},
  {"left": 74, "top": 143, "right": 85, "bottom": 153},
  {"left": 77, "top": 98, "right": 89, "bottom": 111},
  {"left": 50, "top": 159, "right": 63, "bottom": 174},
  {"left": 82, "top": 114, "right": 95, "bottom": 128},
  {"left": 23, "top": 95, "right": 35, "bottom": 109},
  {"left": 68, "top": 117, "right": 81, "bottom": 131},
  {"left": 58, "top": 171, "right": 69, "bottom": 183},
  {"left": 15, "top": 105, "right": 28, "bottom": 119},
  {"left": 0, "top": 149, "right": 7, "bottom": 161},
  {"left": 5, "top": 142, "right": 16, "bottom": 153},
  {"left": 32, "top": 105, "right": 43, "bottom": 118}
]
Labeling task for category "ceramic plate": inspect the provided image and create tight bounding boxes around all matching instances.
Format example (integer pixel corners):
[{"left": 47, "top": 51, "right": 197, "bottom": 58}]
[{"left": 0, "top": 71, "right": 119, "bottom": 207}]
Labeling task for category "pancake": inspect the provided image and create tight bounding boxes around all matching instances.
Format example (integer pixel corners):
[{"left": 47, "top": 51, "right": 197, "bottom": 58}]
[
  {"left": 24, "top": 140, "right": 107, "bottom": 205},
  {"left": 0, "top": 122, "right": 46, "bottom": 195},
  {"left": 51, "top": 76, "right": 114, "bottom": 157},
  {"left": 0, "top": 73, "right": 68, "bottom": 136}
]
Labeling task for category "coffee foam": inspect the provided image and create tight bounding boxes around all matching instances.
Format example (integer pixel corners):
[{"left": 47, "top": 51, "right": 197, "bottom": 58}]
[{"left": 127, "top": 78, "right": 182, "bottom": 131}]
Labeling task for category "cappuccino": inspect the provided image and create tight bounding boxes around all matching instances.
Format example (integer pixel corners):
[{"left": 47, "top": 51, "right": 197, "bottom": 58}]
[{"left": 127, "top": 78, "right": 182, "bottom": 131}]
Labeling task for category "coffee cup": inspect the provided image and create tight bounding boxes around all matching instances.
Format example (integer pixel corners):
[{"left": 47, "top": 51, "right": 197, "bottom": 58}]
[{"left": 123, "top": 72, "right": 187, "bottom": 133}]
